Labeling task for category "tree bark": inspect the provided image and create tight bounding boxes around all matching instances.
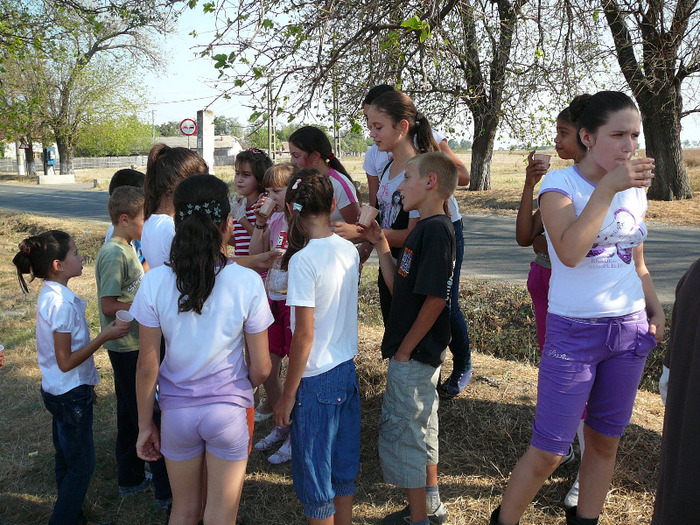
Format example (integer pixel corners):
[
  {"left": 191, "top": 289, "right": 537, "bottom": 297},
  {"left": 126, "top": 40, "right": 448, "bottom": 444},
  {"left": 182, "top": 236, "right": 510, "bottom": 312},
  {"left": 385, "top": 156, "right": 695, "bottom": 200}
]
[
  {"left": 469, "top": 111, "right": 498, "bottom": 190},
  {"left": 24, "top": 141, "right": 36, "bottom": 175},
  {"left": 55, "top": 135, "right": 74, "bottom": 175},
  {"left": 642, "top": 102, "right": 692, "bottom": 200}
]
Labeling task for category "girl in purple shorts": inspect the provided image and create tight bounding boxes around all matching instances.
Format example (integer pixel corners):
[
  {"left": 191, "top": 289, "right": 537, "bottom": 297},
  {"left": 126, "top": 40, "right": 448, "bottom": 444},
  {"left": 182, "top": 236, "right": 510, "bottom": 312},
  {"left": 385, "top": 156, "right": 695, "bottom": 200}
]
[
  {"left": 515, "top": 105, "right": 586, "bottom": 506},
  {"left": 492, "top": 91, "right": 664, "bottom": 525},
  {"left": 133, "top": 174, "right": 273, "bottom": 525}
]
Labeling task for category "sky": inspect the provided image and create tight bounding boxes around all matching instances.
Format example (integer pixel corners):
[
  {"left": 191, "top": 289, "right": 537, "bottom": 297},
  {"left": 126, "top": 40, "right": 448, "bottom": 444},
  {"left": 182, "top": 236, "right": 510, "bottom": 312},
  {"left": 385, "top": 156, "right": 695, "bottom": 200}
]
[{"left": 144, "top": 8, "right": 700, "bottom": 147}]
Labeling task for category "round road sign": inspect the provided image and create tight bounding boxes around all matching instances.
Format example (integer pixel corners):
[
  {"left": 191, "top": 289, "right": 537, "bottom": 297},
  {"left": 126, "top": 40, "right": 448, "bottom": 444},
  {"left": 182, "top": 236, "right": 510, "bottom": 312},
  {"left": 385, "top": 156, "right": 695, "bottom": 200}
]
[{"left": 180, "top": 118, "right": 197, "bottom": 136}]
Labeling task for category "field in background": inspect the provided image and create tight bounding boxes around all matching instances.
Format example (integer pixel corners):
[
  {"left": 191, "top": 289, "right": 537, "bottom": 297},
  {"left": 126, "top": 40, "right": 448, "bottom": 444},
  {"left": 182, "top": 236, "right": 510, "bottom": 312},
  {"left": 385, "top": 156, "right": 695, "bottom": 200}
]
[{"left": 0, "top": 212, "right": 667, "bottom": 524}]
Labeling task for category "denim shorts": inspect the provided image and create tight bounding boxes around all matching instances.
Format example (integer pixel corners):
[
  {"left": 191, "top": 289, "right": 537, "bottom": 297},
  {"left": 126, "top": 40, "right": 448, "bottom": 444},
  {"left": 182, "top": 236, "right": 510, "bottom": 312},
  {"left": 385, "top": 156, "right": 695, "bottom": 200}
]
[
  {"left": 532, "top": 310, "right": 657, "bottom": 455},
  {"left": 161, "top": 403, "right": 251, "bottom": 461},
  {"left": 290, "top": 359, "right": 360, "bottom": 519},
  {"left": 379, "top": 358, "right": 441, "bottom": 488}
]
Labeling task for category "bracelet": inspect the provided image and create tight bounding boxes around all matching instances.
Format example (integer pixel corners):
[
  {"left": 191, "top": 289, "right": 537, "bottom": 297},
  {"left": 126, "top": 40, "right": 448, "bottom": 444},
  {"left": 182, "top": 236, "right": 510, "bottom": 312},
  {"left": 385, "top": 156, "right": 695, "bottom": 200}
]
[{"left": 255, "top": 222, "right": 266, "bottom": 230}]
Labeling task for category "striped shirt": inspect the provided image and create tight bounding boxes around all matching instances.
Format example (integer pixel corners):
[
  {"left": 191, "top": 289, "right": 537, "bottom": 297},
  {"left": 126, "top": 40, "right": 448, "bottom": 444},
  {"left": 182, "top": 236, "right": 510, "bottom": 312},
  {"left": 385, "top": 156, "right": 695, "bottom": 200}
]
[{"left": 233, "top": 205, "right": 257, "bottom": 256}]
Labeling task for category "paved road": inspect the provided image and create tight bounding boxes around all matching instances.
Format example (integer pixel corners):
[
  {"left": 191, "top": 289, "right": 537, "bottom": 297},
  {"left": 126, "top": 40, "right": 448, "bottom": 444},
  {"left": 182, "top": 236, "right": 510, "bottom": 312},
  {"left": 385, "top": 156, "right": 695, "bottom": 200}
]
[{"left": 1, "top": 183, "right": 698, "bottom": 304}]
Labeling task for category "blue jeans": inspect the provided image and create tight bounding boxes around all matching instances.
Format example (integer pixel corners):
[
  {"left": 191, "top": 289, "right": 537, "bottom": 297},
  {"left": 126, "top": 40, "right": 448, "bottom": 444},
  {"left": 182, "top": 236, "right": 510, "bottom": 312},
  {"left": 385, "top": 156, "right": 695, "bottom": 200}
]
[
  {"left": 449, "top": 219, "right": 471, "bottom": 372},
  {"left": 290, "top": 359, "right": 360, "bottom": 519},
  {"left": 41, "top": 384, "right": 95, "bottom": 525}
]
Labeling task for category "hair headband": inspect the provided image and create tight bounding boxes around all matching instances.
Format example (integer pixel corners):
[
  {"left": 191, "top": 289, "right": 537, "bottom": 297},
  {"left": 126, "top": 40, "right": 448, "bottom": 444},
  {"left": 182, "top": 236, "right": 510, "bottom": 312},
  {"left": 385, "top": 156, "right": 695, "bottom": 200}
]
[
  {"left": 327, "top": 153, "right": 335, "bottom": 161},
  {"left": 178, "top": 200, "right": 223, "bottom": 220}
]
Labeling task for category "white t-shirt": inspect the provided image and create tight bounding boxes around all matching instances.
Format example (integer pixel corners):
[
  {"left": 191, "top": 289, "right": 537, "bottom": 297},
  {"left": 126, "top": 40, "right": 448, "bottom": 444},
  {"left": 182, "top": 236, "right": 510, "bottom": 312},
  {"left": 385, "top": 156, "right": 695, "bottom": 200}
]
[
  {"left": 286, "top": 234, "right": 359, "bottom": 378},
  {"left": 36, "top": 281, "right": 99, "bottom": 395},
  {"left": 130, "top": 262, "right": 274, "bottom": 409},
  {"left": 141, "top": 214, "right": 174, "bottom": 269},
  {"left": 539, "top": 165, "right": 648, "bottom": 318},
  {"left": 364, "top": 130, "right": 461, "bottom": 222},
  {"left": 328, "top": 168, "right": 358, "bottom": 223}
]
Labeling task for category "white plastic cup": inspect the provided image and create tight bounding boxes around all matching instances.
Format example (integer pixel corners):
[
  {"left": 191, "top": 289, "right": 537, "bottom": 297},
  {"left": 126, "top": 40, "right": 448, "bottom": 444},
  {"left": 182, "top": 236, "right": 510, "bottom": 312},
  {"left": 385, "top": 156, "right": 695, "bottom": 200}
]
[
  {"left": 358, "top": 205, "right": 379, "bottom": 227},
  {"left": 115, "top": 310, "right": 134, "bottom": 327},
  {"left": 533, "top": 153, "right": 551, "bottom": 168}
]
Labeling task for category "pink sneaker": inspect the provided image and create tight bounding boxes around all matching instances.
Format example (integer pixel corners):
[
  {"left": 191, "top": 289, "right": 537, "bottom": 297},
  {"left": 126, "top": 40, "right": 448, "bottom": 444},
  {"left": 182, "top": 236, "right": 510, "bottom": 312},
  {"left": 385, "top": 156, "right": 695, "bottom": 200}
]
[
  {"left": 268, "top": 435, "right": 292, "bottom": 464},
  {"left": 253, "top": 426, "right": 289, "bottom": 452}
]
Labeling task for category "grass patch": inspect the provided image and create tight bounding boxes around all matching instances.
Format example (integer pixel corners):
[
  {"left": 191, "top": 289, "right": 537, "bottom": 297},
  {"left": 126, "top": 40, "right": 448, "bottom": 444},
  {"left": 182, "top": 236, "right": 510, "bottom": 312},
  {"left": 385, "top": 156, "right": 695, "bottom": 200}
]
[{"left": 0, "top": 213, "right": 665, "bottom": 524}]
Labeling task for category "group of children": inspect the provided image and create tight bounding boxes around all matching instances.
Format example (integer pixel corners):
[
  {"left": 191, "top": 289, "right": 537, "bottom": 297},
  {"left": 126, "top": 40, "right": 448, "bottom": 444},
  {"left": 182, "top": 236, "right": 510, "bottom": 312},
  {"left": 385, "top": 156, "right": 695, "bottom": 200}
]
[{"left": 11, "top": 86, "right": 666, "bottom": 525}]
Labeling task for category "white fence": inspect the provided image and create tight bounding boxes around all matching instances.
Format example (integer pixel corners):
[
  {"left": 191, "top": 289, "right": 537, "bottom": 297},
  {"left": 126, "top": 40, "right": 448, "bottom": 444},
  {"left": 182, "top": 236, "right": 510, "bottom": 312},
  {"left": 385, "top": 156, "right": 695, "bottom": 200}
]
[{"left": 0, "top": 154, "right": 238, "bottom": 174}]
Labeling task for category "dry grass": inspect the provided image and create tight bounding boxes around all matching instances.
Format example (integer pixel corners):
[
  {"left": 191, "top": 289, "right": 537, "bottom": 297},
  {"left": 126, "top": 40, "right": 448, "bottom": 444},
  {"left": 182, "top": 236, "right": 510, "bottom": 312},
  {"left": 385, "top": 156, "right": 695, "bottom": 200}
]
[{"left": 0, "top": 212, "right": 666, "bottom": 524}]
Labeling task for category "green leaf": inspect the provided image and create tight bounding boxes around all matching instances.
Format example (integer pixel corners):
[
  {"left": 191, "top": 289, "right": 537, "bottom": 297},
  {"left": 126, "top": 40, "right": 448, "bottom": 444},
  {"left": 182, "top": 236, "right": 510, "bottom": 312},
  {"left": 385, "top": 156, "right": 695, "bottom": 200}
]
[
  {"left": 263, "top": 19, "right": 274, "bottom": 29},
  {"left": 400, "top": 15, "right": 423, "bottom": 31}
]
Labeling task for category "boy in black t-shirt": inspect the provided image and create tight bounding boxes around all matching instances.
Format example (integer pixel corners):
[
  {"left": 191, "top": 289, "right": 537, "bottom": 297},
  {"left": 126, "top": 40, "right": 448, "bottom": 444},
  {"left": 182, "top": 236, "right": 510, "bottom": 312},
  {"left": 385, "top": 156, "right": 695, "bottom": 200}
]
[{"left": 362, "top": 152, "right": 457, "bottom": 525}]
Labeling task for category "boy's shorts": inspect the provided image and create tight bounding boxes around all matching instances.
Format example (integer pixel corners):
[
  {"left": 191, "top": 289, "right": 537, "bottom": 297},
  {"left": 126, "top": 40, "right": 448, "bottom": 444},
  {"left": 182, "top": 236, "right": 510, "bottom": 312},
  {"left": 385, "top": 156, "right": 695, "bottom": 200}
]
[
  {"left": 532, "top": 311, "right": 656, "bottom": 455},
  {"left": 161, "top": 403, "right": 252, "bottom": 461},
  {"left": 379, "top": 358, "right": 441, "bottom": 488},
  {"left": 268, "top": 299, "right": 292, "bottom": 357}
]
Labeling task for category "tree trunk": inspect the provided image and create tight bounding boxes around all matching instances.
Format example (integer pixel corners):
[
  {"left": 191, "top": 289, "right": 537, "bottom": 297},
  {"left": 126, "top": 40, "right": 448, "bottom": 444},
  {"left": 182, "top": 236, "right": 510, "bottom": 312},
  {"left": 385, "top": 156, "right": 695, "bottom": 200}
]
[
  {"left": 639, "top": 95, "right": 692, "bottom": 200},
  {"left": 55, "top": 135, "right": 74, "bottom": 175},
  {"left": 469, "top": 111, "right": 498, "bottom": 191},
  {"left": 24, "top": 143, "right": 36, "bottom": 175}
]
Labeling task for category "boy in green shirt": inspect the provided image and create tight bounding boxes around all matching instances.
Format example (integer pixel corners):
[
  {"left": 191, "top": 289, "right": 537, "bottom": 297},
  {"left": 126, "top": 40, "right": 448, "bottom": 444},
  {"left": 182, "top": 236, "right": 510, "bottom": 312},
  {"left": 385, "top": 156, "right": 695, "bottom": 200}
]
[{"left": 95, "top": 185, "right": 171, "bottom": 507}]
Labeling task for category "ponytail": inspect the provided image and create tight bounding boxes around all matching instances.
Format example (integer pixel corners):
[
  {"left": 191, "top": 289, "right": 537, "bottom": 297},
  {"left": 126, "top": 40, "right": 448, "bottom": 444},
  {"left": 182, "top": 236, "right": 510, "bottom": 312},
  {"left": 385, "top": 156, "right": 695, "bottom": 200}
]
[
  {"left": 170, "top": 174, "right": 230, "bottom": 314},
  {"left": 12, "top": 230, "right": 72, "bottom": 292},
  {"left": 281, "top": 169, "right": 334, "bottom": 271},
  {"left": 412, "top": 111, "right": 439, "bottom": 153}
]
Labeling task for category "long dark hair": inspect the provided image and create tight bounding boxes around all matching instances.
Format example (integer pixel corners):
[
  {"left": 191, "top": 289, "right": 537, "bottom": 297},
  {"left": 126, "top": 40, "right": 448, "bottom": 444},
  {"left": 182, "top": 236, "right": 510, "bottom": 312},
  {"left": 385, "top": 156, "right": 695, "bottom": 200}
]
[
  {"left": 170, "top": 174, "right": 230, "bottom": 314},
  {"left": 371, "top": 90, "right": 439, "bottom": 154},
  {"left": 569, "top": 91, "right": 638, "bottom": 149},
  {"left": 12, "top": 230, "right": 72, "bottom": 293},
  {"left": 288, "top": 126, "right": 353, "bottom": 181},
  {"left": 281, "top": 169, "right": 334, "bottom": 271},
  {"left": 144, "top": 144, "right": 209, "bottom": 220}
]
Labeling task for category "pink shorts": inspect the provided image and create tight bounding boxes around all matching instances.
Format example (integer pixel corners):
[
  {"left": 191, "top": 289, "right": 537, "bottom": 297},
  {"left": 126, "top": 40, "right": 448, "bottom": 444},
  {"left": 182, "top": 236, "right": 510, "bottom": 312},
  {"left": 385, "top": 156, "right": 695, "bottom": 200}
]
[
  {"left": 268, "top": 299, "right": 292, "bottom": 357},
  {"left": 161, "top": 403, "right": 253, "bottom": 461}
]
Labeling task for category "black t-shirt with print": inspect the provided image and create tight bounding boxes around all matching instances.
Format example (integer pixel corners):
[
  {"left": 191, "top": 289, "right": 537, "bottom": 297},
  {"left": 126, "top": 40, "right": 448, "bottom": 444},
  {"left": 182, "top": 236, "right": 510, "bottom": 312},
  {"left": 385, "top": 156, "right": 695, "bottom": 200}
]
[{"left": 381, "top": 214, "right": 456, "bottom": 367}]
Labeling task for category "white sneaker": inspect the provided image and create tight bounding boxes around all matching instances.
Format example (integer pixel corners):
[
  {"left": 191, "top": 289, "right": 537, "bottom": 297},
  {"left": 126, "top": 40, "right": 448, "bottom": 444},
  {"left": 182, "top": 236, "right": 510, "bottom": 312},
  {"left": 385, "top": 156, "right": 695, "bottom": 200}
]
[
  {"left": 268, "top": 435, "right": 292, "bottom": 465},
  {"left": 254, "top": 403, "right": 273, "bottom": 422},
  {"left": 564, "top": 473, "right": 580, "bottom": 508},
  {"left": 253, "top": 426, "right": 289, "bottom": 452}
]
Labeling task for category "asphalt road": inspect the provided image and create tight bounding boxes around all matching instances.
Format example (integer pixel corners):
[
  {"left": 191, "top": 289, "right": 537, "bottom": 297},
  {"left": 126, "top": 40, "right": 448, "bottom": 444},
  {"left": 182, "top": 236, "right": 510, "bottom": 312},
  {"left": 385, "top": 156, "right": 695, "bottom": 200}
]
[{"left": 1, "top": 183, "right": 698, "bottom": 304}]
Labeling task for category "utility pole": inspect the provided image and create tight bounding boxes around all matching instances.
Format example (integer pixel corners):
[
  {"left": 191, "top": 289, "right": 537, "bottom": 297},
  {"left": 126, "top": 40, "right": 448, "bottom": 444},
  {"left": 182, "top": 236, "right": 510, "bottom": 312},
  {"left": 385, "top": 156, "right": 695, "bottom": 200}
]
[{"left": 267, "top": 82, "right": 277, "bottom": 160}]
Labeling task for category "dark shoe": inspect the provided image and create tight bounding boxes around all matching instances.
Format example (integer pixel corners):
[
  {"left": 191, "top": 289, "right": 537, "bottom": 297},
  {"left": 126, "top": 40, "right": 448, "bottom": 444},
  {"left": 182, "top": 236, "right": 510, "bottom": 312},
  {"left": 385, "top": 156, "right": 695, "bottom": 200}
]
[
  {"left": 382, "top": 503, "right": 447, "bottom": 524},
  {"left": 565, "top": 506, "right": 598, "bottom": 525},
  {"left": 437, "top": 368, "right": 472, "bottom": 399},
  {"left": 118, "top": 478, "right": 151, "bottom": 497},
  {"left": 490, "top": 506, "right": 518, "bottom": 525}
]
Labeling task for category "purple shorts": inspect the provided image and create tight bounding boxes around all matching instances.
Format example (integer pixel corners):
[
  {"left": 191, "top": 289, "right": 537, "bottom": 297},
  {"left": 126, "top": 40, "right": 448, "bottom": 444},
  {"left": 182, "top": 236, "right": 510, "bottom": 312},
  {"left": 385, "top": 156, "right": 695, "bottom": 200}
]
[
  {"left": 532, "top": 310, "right": 656, "bottom": 455},
  {"left": 161, "top": 403, "right": 252, "bottom": 461}
]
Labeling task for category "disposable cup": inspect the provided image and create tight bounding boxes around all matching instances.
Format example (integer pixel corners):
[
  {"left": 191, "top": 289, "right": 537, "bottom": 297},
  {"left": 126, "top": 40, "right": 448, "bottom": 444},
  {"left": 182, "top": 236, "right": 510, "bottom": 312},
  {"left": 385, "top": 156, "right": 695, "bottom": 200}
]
[
  {"left": 115, "top": 310, "right": 134, "bottom": 327},
  {"left": 259, "top": 198, "right": 276, "bottom": 216},
  {"left": 533, "top": 153, "right": 551, "bottom": 167},
  {"left": 358, "top": 205, "right": 379, "bottom": 227}
]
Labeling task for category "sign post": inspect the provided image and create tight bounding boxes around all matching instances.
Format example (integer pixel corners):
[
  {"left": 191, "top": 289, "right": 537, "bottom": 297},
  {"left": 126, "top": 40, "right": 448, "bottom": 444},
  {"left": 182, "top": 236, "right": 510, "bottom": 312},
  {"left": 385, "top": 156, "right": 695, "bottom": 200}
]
[{"left": 180, "top": 118, "right": 197, "bottom": 149}]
